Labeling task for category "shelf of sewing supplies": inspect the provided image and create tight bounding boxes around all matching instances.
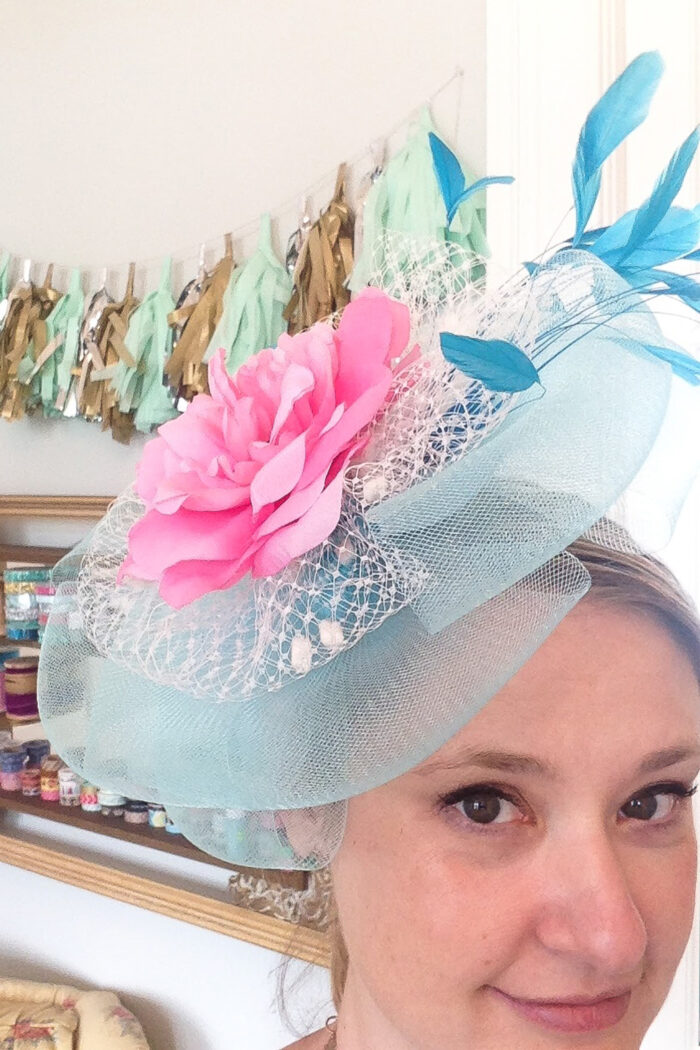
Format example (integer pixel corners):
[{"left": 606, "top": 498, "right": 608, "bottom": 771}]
[{"left": 0, "top": 782, "right": 306, "bottom": 889}]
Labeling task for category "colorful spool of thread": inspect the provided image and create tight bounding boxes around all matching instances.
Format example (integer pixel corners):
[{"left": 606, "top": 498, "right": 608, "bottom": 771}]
[
  {"left": 3, "top": 657, "right": 39, "bottom": 722},
  {"left": 80, "top": 784, "right": 101, "bottom": 812},
  {"left": 58, "top": 767, "right": 83, "bottom": 807},
  {"left": 0, "top": 646, "right": 20, "bottom": 715},
  {"left": 35, "top": 583, "right": 56, "bottom": 642},
  {"left": 20, "top": 767, "right": 41, "bottom": 797},
  {"left": 97, "top": 789, "right": 126, "bottom": 818},
  {"left": 40, "top": 755, "right": 64, "bottom": 802},
  {"left": 25, "top": 739, "right": 51, "bottom": 768},
  {"left": 0, "top": 745, "right": 27, "bottom": 791},
  {"left": 3, "top": 568, "right": 51, "bottom": 641},
  {"left": 148, "top": 803, "right": 167, "bottom": 828},
  {"left": 124, "top": 800, "right": 149, "bottom": 824}
]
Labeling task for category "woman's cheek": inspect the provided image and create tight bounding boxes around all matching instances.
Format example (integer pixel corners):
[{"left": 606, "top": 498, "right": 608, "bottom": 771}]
[{"left": 626, "top": 831, "right": 697, "bottom": 971}]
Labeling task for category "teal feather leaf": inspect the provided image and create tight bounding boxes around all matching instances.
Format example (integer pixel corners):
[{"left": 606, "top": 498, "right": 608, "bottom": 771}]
[
  {"left": 439, "top": 331, "right": 540, "bottom": 392},
  {"left": 429, "top": 132, "right": 465, "bottom": 214},
  {"left": 572, "top": 51, "right": 664, "bottom": 244},
  {"left": 622, "top": 266, "right": 700, "bottom": 313},
  {"left": 447, "top": 176, "right": 514, "bottom": 224},
  {"left": 429, "top": 131, "right": 513, "bottom": 226},
  {"left": 643, "top": 343, "right": 700, "bottom": 385},
  {"left": 589, "top": 205, "right": 700, "bottom": 269},
  {"left": 616, "top": 126, "right": 700, "bottom": 264}
]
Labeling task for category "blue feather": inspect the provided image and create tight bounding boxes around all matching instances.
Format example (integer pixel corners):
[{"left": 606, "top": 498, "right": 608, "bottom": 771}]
[
  {"left": 617, "top": 126, "right": 700, "bottom": 264},
  {"left": 589, "top": 205, "right": 700, "bottom": 269},
  {"left": 440, "top": 332, "right": 540, "bottom": 392},
  {"left": 429, "top": 132, "right": 466, "bottom": 216},
  {"left": 447, "top": 176, "right": 514, "bottom": 224},
  {"left": 572, "top": 51, "right": 664, "bottom": 244},
  {"left": 429, "top": 131, "right": 514, "bottom": 227},
  {"left": 643, "top": 344, "right": 700, "bottom": 384},
  {"left": 622, "top": 266, "right": 700, "bottom": 313}
]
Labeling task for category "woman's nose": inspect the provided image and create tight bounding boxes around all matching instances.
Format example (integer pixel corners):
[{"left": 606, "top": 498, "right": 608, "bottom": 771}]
[{"left": 533, "top": 831, "right": 648, "bottom": 976}]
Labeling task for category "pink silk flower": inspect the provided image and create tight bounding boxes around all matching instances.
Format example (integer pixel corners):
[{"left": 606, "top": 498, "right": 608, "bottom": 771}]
[{"left": 119, "top": 288, "right": 413, "bottom": 608}]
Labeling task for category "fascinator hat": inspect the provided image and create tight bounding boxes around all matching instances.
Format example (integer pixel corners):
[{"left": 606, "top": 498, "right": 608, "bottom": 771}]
[{"left": 39, "top": 52, "right": 700, "bottom": 870}]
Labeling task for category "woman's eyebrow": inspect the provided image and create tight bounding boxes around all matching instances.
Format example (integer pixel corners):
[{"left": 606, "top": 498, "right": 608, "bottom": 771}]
[
  {"left": 635, "top": 743, "right": 700, "bottom": 776},
  {"left": 414, "top": 749, "right": 554, "bottom": 778},
  {"left": 414, "top": 742, "right": 700, "bottom": 779}
]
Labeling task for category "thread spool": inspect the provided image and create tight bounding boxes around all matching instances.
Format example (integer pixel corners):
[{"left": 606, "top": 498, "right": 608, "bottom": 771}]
[
  {"left": 35, "top": 583, "right": 56, "bottom": 642},
  {"left": 58, "top": 767, "right": 83, "bottom": 807},
  {"left": 0, "top": 745, "right": 27, "bottom": 791},
  {"left": 98, "top": 789, "right": 126, "bottom": 818},
  {"left": 3, "top": 568, "right": 51, "bottom": 641},
  {"left": 25, "top": 739, "right": 51, "bottom": 768},
  {"left": 80, "top": 784, "right": 101, "bottom": 812},
  {"left": 20, "top": 767, "right": 41, "bottom": 797},
  {"left": 0, "top": 646, "right": 19, "bottom": 714},
  {"left": 40, "top": 755, "right": 64, "bottom": 802},
  {"left": 3, "top": 657, "right": 39, "bottom": 721},
  {"left": 124, "top": 800, "right": 149, "bottom": 824},
  {"left": 148, "top": 803, "right": 166, "bottom": 828}
]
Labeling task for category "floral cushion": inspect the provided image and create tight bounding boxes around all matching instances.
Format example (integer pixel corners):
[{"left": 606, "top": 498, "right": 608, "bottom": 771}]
[
  {"left": 0, "top": 1000, "right": 77, "bottom": 1050},
  {"left": 0, "top": 981, "right": 150, "bottom": 1049}
]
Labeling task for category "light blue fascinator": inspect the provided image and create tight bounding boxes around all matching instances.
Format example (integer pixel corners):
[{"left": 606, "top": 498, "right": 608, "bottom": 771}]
[{"left": 39, "top": 53, "right": 700, "bottom": 870}]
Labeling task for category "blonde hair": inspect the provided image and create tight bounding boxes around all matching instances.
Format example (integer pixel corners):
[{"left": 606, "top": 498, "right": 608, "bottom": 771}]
[{"left": 327, "top": 533, "right": 700, "bottom": 1008}]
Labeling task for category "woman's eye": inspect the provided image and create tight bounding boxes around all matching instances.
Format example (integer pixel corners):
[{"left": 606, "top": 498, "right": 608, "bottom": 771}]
[
  {"left": 454, "top": 790, "right": 522, "bottom": 826},
  {"left": 619, "top": 785, "right": 695, "bottom": 823}
]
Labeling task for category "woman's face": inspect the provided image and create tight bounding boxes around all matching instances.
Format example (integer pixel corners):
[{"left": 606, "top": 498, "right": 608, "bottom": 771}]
[{"left": 331, "top": 600, "right": 700, "bottom": 1050}]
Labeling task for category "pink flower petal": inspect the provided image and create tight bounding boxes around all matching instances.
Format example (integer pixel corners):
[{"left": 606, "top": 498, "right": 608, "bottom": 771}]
[
  {"left": 135, "top": 436, "right": 171, "bottom": 504},
  {"left": 208, "top": 348, "right": 239, "bottom": 411},
  {"left": 299, "top": 373, "right": 392, "bottom": 486},
  {"left": 159, "top": 553, "right": 255, "bottom": 608},
  {"left": 253, "top": 469, "right": 329, "bottom": 539},
  {"left": 270, "top": 362, "right": 315, "bottom": 442},
  {"left": 334, "top": 291, "right": 396, "bottom": 402},
  {"left": 252, "top": 465, "right": 347, "bottom": 578},
  {"left": 249, "top": 431, "right": 307, "bottom": 513},
  {"left": 124, "top": 506, "right": 256, "bottom": 576}
]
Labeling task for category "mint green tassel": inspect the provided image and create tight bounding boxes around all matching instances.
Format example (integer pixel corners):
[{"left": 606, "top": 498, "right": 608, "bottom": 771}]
[
  {"left": 17, "top": 268, "right": 84, "bottom": 416},
  {"left": 111, "top": 258, "right": 177, "bottom": 432},
  {"left": 204, "top": 215, "right": 292, "bottom": 374},
  {"left": 350, "top": 108, "right": 489, "bottom": 291},
  {"left": 0, "top": 254, "right": 10, "bottom": 322}
]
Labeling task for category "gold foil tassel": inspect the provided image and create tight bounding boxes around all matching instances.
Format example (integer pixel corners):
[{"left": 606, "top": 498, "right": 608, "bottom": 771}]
[
  {"left": 284, "top": 165, "right": 355, "bottom": 334},
  {"left": 166, "top": 234, "right": 234, "bottom": 401},
  {"left": 0, "top": 264, "right": 61, "bottom": 421},
  {"left": 79, "top": 264, "right": 140, "bottom": 445}
]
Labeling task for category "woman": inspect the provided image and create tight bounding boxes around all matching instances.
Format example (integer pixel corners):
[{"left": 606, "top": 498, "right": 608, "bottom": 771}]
[
  {"left": 38, "top": 51, "right": 700, "bottom": 1050},
  {"left": 286, "top": 537, "right": 700, "bottom": 1049}
]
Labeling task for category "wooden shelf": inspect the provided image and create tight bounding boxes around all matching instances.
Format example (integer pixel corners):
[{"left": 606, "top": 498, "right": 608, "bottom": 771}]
[
  {"left": 0, "top": 788, "right": 306, "bottom": 890},
  {"left": 0, "top": 496, "right": 113, "bottom": 520},
  {"left": 0, "top": 636, "right": 41, "bottom": 651},
  {"left": 0, "top": 545, "right": 70, "bottom": 565}
]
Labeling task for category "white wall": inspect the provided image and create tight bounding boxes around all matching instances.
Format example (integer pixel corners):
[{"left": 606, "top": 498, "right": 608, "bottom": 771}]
[
  {"left": 1, "top": 2, "right": 698, "bottom": 1047},
  {"left": 0, "top": 2, "right": 487, "bottom": 1048},
  {"left": 0, "top": 812, "right": 332, "bottom": 1050}
]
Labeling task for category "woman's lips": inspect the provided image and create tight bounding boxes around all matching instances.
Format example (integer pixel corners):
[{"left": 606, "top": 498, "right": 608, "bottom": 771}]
[{"left": 490, "top": 987, "right": 632, "bottom": 1033}]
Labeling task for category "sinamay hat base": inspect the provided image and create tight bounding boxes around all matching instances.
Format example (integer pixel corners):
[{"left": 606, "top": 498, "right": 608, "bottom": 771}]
[{"left": 38, "top": 239, "right": 695, "bottom": 870}]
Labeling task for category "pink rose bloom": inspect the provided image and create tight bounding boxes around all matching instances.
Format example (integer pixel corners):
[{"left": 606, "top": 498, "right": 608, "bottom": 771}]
[{"left": 120, "top": 288, "right": 412, "bottom": 608}]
